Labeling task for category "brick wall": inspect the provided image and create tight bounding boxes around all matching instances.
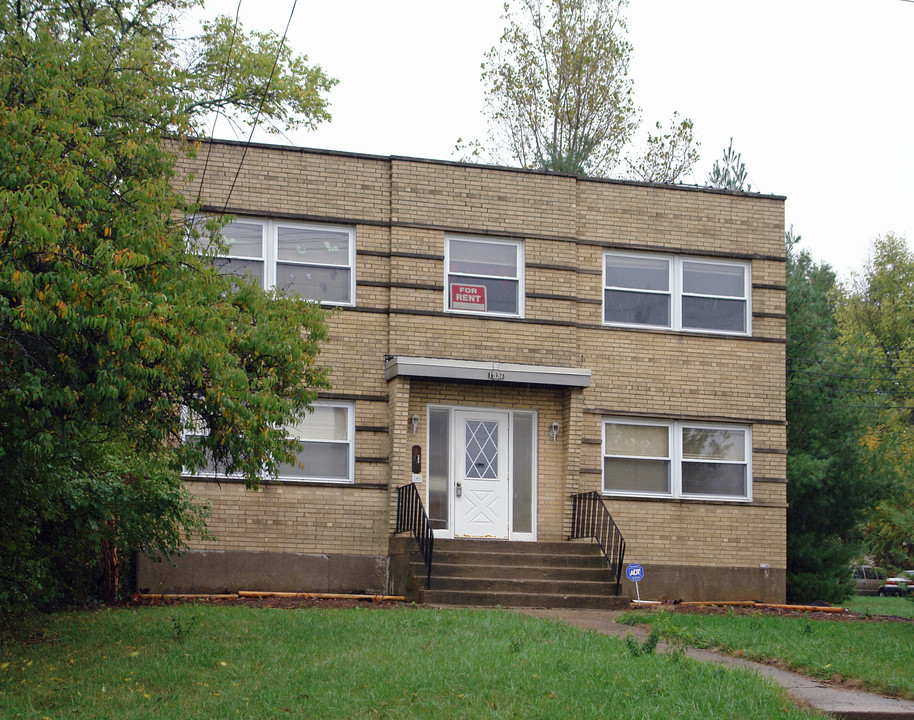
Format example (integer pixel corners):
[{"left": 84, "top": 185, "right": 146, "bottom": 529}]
[{"left": 161, "top": 140, "right": 786, "bottom": 596}]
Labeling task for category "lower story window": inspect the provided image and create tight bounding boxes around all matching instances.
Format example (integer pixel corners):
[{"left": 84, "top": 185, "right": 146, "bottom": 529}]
[
  {"left": 183, "top": 402, "right": 354, "bottom": 483},
  {"left": 603, "top": 419, "right": 750, "bottom": 501},
  {"left": 278, "top": 402, "right": 354, "bottom": 483}
]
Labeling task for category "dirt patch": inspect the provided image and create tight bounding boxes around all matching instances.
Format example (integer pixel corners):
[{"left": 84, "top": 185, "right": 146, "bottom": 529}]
[{"left": 129, "top": 594, "right": 409, "bottom": 611}]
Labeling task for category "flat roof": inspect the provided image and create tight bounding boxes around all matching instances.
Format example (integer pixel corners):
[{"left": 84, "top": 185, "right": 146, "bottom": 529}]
[{"left": 185, "top": 137, "right": 786, "bottom": 201}]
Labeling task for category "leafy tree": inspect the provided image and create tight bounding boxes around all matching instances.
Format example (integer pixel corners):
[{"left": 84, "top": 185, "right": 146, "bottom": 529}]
[
  {"left": 478, "top": 0, "right": 638, "bottom": 176},
  {"left": 837, "top": 234, "right": 914, "bottom": 570},
  {"left": 784, "top": 229, "right": 890, "bottom": 602},
  {"left": 0, "top": 0, "right": 335, "bottom": 614},
  {"left": 471, "top": 0, "right": 700, "bottom": 180},
  {"left": 625, "top": 111, "right": 700, "bottom": 184},
  {"left": 707, "top": 138, "right": 751, "bottom": 191}
]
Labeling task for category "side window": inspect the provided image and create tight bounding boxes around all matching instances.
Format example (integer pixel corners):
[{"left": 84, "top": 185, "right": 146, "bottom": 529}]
[
  {"left": 216, "top": 220, "right": 266, "bottom": 288},
  {"left": 603, "top": 418, "right": 751, "bottom": 501},
  {"left": 603, "top": 252, "right": 749, "bottom": 335},
  {"left": 182, "top": 402, "right": 354, "bottom": 484},
  {"left": 603, "top": 421, "right": 671, "bottom": 495},
  {"left": 680, "top": 425, "right": 749, "bottom": 498},
  {"left": 446, "top": 236, "right": 523, "bottom": 317},
  {"left": 603, "top": 254, "right": 671, "bottom": 328},
  {"left": 214, "top": 218, "right": 355, "bottom": 306},
  {"left": 277, "top": 402, "right": 354, "bottom": 483},
  {"left": 681, "top": 260, "right": 748, "bottom": 333},
  {"left": 275, "top": 223, "right": 354, "bottom": 304}
]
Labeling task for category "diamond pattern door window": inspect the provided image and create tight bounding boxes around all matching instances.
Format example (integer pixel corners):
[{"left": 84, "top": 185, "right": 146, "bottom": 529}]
[{"left": 465, "top": 421, "right": 498, "bottom": 479}]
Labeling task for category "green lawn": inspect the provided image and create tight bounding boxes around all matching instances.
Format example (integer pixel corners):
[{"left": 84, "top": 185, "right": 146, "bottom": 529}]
[
  {"left": 0, "top": 604, "right": 822, "bottom": 719},
  {"left": 619, "top": 607, "right": 914, "bottom": 699},
  {"left": 843, "top": 594, "right": 914, "bottom": 619}
]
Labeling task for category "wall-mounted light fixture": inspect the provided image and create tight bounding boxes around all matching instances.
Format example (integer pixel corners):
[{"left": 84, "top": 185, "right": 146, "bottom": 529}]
[
  {"left": 550, "top": 421, "right": 560, "bottom": 442},
  {"left": 411, "top": 414, "right": 420, "bottom": 434}
]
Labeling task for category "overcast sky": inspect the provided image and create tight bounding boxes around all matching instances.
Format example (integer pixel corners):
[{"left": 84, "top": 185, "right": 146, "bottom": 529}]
[{"left": 195, "top": 0, "right": 914, "bottom": 280}]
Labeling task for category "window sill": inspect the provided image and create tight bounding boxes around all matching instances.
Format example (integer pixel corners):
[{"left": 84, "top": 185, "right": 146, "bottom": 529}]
[
  {"left": 183, "top": 474, "right": 388, "bottom": 489},
  {"left": 601, "top": 322, "right": 750, "bottom": 338},
  {"left": 602, "top": 492, "right": 753, "bottom": 506},
  {"left": 445, "top": 309, "right": 524, "bottom": 320}
]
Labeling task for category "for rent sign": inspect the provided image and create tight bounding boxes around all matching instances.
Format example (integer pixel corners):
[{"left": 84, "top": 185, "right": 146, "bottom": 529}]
[{"left": 450, "top": 283, "right": 487, "bottom": 311}]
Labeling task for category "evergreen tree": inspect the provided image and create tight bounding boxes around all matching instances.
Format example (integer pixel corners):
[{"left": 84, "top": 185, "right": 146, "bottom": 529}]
[
  {"left": 707, "top": 138, "right": 751, "bottom": 191},
  {"left": 785, "top": 230, "right": 889, "bottom": 602}
]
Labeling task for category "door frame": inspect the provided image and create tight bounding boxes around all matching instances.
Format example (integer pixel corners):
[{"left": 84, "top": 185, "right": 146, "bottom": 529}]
[{"left": 425, "top": 404, "right": 538, "bottom": 541}]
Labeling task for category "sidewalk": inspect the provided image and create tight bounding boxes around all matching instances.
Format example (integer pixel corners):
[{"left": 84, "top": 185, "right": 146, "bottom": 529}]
[{"left": 516, "top": 608, "right": 914, "bottom": 720}]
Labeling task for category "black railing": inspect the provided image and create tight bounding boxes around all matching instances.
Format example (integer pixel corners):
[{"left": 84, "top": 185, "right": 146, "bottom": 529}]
[
  {"left": 570, "top": 491, "right": 626, "bottom": 595},
  {"left": 395, "top": 483, "right": 434, "bottom": 589}
]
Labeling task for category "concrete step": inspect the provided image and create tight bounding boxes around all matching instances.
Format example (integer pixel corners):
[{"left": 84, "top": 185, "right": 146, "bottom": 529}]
[
  {"left": 424, "top": 575, "right": 619, "bottom": 595},
  {"left": 428, "top": 562, "right": 610, "bottom": 582},
  {"left": 407, "top": 539, "right": 627, "bottom": 609},
  {"left": 423, "top": 589, "right": 630, "bottom": 610},
  {"left": 415, "top": 549, "right": 608, "bottom": 569},
  {"left": 433, "top": 539, "right": 591, "bottom": 554}
]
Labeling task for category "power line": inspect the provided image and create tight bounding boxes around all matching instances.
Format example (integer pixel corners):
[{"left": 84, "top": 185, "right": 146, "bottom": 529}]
[
  {"left": 788, "top": 367, "right": 914, "bottom": 383},
  {"left": 195, "top": 0, "right": 244, "bottom": 209},
  {"left": 222, "top": 0, "right": 298, "bottom": 214},
  {"left": 788, "top": 401, "right": 914, "bottom": 411},
  {"left": 790, "top": 338, "right": 914, "bottom": 354},
  {"left": 787, "top": 381, "right": 914, "bottom": 396},
  {"left": 788, "top": 353, "right": 914, "bottom": 372}
]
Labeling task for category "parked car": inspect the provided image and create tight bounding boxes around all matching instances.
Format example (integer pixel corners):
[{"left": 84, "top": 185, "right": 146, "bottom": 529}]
[
  {"left": 853, "top": 565, "right": 913, "bottom": 596},
  {"left": 890, "top": 570, "right": 913, "bottom": 596},
  {"left": 882, "top": 572, "right": 912, "bottom": 596},
  {"left": 853, "top": 565, "right": 887, "bottom": 595}
]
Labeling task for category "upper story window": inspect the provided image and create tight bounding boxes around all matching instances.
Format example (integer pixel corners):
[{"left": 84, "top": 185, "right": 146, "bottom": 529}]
[
  {"left": 445, "top": 236, "right": 523, "bottom": 317},
  {"left": 217, "top": 219, "right": 355, "bottom": 306},
  {"left": 602, "top": 418, "right": 751, "bottom": 501},
  {"left": 603, "top": 252, "right": 749, "bottom": 335}
]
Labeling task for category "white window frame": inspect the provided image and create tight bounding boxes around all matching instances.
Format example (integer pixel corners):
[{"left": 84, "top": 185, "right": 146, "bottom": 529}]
[
  {"left": 445, "top": 235, "right": 524, "bottom": 318},
  {"left": 182, "top": 401, "right": 355, "bottom": 484},
  {"left": 181, "top": 407, "right": 243, "bottom": 480},
  {"left": 603, "top": 251, "right": 750, "bottom": 335},
  {"left": 602, "top": 418, "right": 752, "bottom": 502},
  {"left": 276, "top": 401, "right": 354, "bottom": 484},
  {"left": 215, "top": 218, "right": 356, "bottom": 306}
]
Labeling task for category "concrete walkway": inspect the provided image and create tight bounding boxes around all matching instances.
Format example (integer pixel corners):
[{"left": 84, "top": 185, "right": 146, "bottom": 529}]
[{"left": 515, "top": 608, "right": 914, "bottom": 720}]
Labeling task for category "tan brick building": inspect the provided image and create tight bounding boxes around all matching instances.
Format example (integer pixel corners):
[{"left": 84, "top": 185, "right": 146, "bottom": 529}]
[{"left": 138, "top": 139, "right": 787, "bottom": 602}]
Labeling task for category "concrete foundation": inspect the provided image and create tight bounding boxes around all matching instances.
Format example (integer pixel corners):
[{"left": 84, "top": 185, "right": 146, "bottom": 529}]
[
  {"left": 136, "top": 550, "right": 389, "bottom": 595},
  {"left": 137, "top": 548, "right": 785, "bottom": 604},
  {"left": 623, "top": 563, "right": 786, "bottom": 604}
]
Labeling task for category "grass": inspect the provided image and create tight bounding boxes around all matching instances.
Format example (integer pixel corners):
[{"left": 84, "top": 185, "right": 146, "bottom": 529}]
[
  {"left": 619, "top": 606, "right": 914, "bottom": 699},
  {"left": 0, "top": 604, "right": 823, "bottom": 719},
  {"left": 843, "top": 594, "right": 914, "bottom": 619}
]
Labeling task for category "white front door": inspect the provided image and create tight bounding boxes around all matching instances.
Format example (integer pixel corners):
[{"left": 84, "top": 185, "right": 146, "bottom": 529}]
[{"left": 453, "top": 409, "right": 510, "bottom": 538}]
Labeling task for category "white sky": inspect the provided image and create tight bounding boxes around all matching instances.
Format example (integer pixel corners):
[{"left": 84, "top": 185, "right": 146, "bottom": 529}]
[{"left": 196, "top": 0, "right": 914, "bottom": 279}]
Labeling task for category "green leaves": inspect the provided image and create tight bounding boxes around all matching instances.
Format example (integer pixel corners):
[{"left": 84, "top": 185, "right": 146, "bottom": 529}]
[
  {"left": 479, "top": 0, "right": 638, "bottom": 176},
  {"left": 707, "top": 139, "right": 751, "bottom": 192},
  {"left": 625, "top": 111, "right": 700, "bottom": 184},
  {"left": 838, "top": 234, "right": 914, "bottom": 570},
  {"left": 785, "top": 235, "right": 877, "bottom": 602},
  {"left": 0, "top": 0, "right": 335, "bottom": 613}
]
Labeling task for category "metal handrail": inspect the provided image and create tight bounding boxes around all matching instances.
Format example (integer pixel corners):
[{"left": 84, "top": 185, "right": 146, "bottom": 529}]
[
  {"left": 570, "top": 491, "right": 626, "bottom": 595},
  {"left": 395, "top": 483, "right": 434, "bottom": 589}
]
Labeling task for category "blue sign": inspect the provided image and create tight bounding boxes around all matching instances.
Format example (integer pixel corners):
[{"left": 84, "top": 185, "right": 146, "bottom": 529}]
[{"left": 626, "top": 563, "right": 644, "bottom": 582}]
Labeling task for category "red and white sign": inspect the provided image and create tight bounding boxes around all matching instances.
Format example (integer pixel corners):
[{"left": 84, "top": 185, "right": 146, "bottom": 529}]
[{"left": 450, "top": 283, "right": 487, "bottom": 311}]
